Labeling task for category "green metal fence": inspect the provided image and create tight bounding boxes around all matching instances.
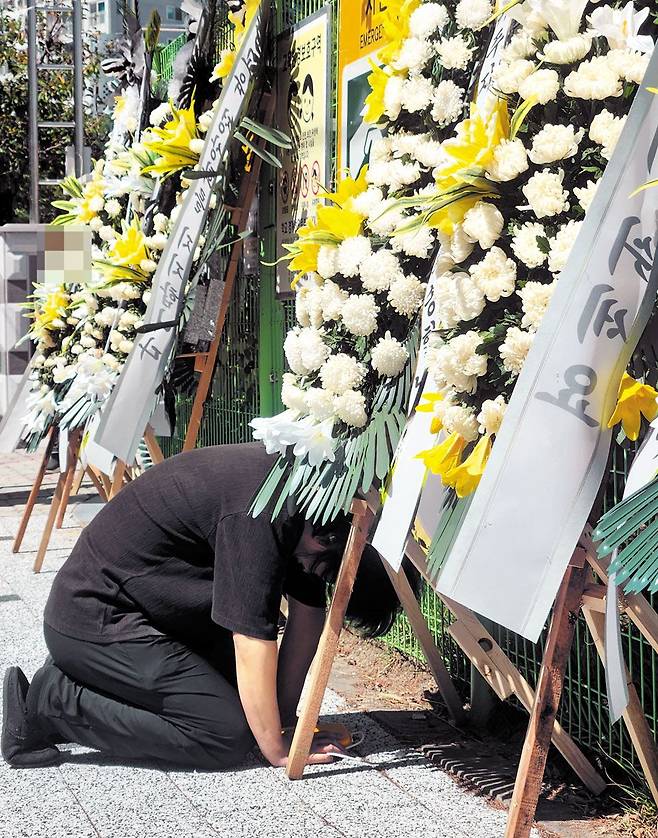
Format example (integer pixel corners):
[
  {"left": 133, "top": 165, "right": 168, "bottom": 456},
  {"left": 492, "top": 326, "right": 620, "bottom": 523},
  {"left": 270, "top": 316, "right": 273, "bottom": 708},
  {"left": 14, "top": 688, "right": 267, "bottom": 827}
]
[{"left": 157, "top": 1, "right": 658, "bottom": 784}]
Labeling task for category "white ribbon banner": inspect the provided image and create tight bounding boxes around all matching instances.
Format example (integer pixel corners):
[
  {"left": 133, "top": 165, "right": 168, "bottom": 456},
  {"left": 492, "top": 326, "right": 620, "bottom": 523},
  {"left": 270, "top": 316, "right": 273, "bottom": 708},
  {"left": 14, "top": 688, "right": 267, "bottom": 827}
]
[
  {"left": 372, "top": 15, "right": 512, "bottom": 571},
  {"left": 435, "top": 46, "right": 658, "bottom": 643},
  {"left": 93, "top": 1, "right": 266, "bottom": 464}
]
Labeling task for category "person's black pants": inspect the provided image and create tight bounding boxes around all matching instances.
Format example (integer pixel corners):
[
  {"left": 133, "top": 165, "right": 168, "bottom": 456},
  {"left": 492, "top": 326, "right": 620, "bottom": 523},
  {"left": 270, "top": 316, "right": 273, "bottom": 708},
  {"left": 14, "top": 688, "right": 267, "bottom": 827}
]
[{"left": 26, "top": 624, "right": 254, "bottom": 770}]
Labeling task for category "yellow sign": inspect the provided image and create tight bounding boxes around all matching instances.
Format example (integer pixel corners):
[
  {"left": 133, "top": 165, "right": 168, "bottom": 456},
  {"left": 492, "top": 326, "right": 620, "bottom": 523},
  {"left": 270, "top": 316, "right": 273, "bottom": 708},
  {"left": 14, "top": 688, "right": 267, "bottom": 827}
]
[
  {"left": 337, "top": 0, "right": 391, "bottom": 176},
  {"left": 276, "top": 7, "right": 332, "bottom": 296}
]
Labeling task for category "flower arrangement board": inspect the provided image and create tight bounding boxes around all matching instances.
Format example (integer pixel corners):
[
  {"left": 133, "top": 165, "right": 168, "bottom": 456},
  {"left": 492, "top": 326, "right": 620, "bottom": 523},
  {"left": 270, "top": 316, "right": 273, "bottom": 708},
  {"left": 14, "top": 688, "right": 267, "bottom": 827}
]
[
  {"left": 93, "top": 1, "right": 268, "bottom": 464},
  {"left": 275, "top": 6, "right": 332, "bottom": 296}
]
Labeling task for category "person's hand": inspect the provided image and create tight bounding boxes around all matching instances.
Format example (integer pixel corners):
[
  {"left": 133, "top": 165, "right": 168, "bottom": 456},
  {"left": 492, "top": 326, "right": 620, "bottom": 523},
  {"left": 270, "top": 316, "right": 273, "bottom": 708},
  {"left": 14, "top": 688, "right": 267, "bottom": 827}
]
[{"left": 270, "top": 729, "right": 344, "bottom": 767}]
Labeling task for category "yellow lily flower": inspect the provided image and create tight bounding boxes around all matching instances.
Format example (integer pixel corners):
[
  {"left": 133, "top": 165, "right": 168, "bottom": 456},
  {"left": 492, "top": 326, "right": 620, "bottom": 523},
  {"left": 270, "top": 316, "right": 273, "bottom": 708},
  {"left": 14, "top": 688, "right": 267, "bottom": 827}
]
[
  {"left": 364, "top": 62, "right": 396, "bottom": 125},
  {"left": 315, "top": 204, "right": 364, "bottom": 240},
  {"left": 607, "top": 372, "right": 658, "bottom": 441},
  {"left": 375, "top": 0, "right": 421, "bottom": 65},
  {"left": 142, "top": 101, "right": 200, "bottom": 179},
  {"left": 29, "top": 286, "right": 69, "bottom": 338},
  {"left": 210, "top": 48, "right": 236, "bottom": 81},
  {"left": 444, "top": 435, "right": 493, "bottom": 499},
  {"left": 416, "top": 432, "right": 466, "bottom": 481},
  {"left": 415, "top": 392, "right": 444, "bottom": 433},
  {"left": 289, "top": 244, "right": 321, "bottom": 286},
  {"left": 97, "top": 220, "right": 150, "bottom": 283},
  {"left": 323, "top": 167, "right": 369, "bottom": 209}
]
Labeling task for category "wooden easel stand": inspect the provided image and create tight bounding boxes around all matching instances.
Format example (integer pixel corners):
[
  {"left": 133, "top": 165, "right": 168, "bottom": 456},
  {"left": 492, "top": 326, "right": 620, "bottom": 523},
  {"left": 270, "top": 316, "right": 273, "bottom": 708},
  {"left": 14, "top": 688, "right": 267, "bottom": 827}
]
[{"left": 12, "top": 426, "right": 57, "bottom": 554}]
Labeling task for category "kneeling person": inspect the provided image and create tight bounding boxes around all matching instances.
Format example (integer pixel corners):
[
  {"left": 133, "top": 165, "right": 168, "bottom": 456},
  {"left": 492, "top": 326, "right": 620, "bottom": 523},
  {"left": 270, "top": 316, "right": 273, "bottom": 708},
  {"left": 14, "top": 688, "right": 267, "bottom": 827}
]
[{"left": 2, "top": 442, "right": 418, "bottom": 770}]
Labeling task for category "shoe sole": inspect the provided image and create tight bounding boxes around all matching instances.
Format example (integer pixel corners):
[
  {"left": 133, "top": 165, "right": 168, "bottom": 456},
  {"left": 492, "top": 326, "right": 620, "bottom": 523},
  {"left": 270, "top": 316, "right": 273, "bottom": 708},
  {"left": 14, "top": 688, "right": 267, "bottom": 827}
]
[{"left": 2, "top": 668, "right": 61, "bottom": 768}]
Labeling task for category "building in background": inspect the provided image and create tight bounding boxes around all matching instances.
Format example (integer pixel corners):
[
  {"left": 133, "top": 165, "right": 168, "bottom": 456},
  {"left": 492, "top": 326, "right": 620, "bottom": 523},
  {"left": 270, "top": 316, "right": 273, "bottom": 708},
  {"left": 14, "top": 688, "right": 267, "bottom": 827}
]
[{"left": 87, "top": 1, "right": 187, "bottom": 41}]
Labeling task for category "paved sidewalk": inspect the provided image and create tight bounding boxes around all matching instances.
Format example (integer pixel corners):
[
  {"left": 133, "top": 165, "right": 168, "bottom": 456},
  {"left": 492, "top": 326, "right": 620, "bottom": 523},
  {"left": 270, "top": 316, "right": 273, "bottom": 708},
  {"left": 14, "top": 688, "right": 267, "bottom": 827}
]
[{"left": 0, "top": 451, "right": 530, "bottom": 838}]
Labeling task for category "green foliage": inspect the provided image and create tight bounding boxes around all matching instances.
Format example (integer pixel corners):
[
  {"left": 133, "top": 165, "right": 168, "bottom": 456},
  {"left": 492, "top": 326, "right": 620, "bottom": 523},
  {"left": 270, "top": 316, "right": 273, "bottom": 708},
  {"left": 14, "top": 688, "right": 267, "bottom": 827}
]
[{"left": 0, "top": 6, "right": 108, "bottom": 223}]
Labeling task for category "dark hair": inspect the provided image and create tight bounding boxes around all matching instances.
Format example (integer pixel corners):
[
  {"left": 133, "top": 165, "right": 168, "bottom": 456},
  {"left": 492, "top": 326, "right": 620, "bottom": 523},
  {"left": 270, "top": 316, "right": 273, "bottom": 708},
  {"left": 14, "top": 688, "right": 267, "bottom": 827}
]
[
  {"left": 311, "top": 516, "right": 422, "bottom": 639},
  {"left": 301, "top": 74, "right": 314, "bottom": 96}
]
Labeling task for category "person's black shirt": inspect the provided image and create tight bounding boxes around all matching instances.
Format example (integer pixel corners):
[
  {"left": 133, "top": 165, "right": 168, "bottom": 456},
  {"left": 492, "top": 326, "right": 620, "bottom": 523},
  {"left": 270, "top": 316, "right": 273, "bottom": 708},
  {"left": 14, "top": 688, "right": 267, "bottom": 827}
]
[{"left": 44, "top": 443, "right": 325, "bottom": 645}]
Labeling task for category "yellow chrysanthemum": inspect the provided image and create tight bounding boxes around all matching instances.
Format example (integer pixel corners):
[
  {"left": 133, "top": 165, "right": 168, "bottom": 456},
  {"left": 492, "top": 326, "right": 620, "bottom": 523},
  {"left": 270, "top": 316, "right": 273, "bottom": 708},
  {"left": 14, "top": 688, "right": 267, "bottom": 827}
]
[
  {"left": 142, "top": 101, "right": 200, "bottom": 179},
  {"left": 416, "top": 432, "right": 466, "bottom": 481},
  {"left": 607, "top": 373, "right": 658, "bottom": 441},
  {"left": 444, "top": 435, "right": 493, "bottom": 498}
]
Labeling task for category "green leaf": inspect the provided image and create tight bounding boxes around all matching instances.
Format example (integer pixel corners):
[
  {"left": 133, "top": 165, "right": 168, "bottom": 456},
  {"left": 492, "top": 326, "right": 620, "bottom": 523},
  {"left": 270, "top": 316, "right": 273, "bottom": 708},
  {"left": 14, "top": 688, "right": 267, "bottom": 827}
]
[
  {"left": 233, "top": 131, "right": 283, "bottom": 169},
  {"left": 240, "top": 116, "right": 292, "bottom": 149}
]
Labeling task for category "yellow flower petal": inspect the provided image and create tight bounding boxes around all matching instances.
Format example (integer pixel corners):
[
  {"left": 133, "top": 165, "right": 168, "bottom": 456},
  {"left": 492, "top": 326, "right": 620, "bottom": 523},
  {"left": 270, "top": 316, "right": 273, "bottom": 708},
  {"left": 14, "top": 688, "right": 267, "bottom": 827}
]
[
  {"left": 607, "top": 373, "right": 658, "bottom": 441},
  {"left": 444, "top": 435, "right": 493, "bottom": 499},
  {"left": 416, "top": 432, "right": 466, "bottom": 480}
]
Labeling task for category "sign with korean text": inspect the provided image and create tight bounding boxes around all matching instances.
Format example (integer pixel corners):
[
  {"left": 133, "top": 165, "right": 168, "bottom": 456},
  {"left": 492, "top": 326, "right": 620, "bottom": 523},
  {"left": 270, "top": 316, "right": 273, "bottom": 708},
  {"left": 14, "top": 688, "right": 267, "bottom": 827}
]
[
  {"left": 94, "top": 1, "right": 267, "bottom": 464},
  {"left": 337, "top": 0, "right": 389, "bottom": 177},
  {"left": 276, "top": 6, "right": 331, "bottom": 296},
  {"left": 435, "top": 46, "right": 658, "bottom": 643}
]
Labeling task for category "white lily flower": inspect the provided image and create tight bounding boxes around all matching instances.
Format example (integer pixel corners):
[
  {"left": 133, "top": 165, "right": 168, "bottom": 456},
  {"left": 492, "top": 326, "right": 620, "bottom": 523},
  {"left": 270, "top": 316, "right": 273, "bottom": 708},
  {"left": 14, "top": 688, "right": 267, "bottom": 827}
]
[
  {"left": 524, "top": 0, "right": 588, "bottom": 41},
  {"left": 287, "top": 418, "right": 337, "bottom": 468},
  {"left": 249, "top": 410, "right": 300, "bottom": 456},
  {"left": 589, "top": 2, "right": 654, "bottom": 53}
]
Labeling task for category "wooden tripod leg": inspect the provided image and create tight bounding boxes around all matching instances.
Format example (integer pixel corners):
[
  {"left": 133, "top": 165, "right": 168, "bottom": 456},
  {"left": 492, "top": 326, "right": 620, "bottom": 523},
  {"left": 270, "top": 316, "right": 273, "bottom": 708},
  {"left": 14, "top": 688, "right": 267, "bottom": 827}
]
[
  {"left": 12, "top": 427, "right": 57, "bottom": 553},
  {"left": 55, "top": 441, "right": 81, "bottom": 529},
  {"left": 504, "top": 558, "right": 589, "bottom": 838},
  {"left": 582, "top": 605, "right": 658, "bottom": 805},
  {"left": 33, "top": 431, "right": 81, "bottom": 573},
  {"left": 109, "top": 460, "right": 126, "bottom": 499},
  {"left": 384, "top": 562, "right": 466, "bottom": 725},
  {"left": 86, "top": 466, "right": 108, "bottom": 502},
  {"left": 144, "top": 424, "right": 165, "bottom": 465},
  {"left": 71, "top": 465, "right": 85, "bottom": 497},
  {"left": 286, "top": 500, "right": 375, "bottom": 780}
]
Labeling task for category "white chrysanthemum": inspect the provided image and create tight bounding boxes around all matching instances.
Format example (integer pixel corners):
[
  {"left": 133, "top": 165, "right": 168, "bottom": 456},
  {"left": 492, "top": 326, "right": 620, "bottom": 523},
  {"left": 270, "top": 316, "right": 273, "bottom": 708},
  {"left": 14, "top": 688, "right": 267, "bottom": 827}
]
[
  {"left": 477, "top": 395, "right": 507, "bottom": 436},
  {"left": 486, "top": 138, "right": 528, "bottom": 182},
  {"left": 284, "top": 327, "right": 331, "bottom": 375},
  {"left": 281, "top": 372, "right": 309, "bottom": 413},
  {"left": 105, "top": 198, "right": 122, "bottom": 218},
  {"left": 518, "top": 280, "right": 557, "bottom": 330},
  {"left": 414, "top": 138, "right": 447, "bottom": 168},
  {"left": 401, "top": 76, "right": 435, "bottom": 113},
  {"left": 384, "top": 75, "right": 404, "bottom": 121},
  {"left": 442, "top": 404, "right": 479, "bottom": 442},
  {"left": 409, "top": 3, "right": 449, "bottom": 37},
  {"left": 547, "top": 220, "right": 582, "bottom": 275},
  {"left": 189, "top": 138, "right": 206, "bottom": 155},
  {"left": 296, "top": 287, "right": 312, "bottom": 327},
  {"left": 589, "top": 109, "right": 626, "bottom": 159},
  {"left": 528, "top": 124, "right": 584, "bottom": 165},
  {"left": 511, "top": 222, "right": 547, "bottom": 268},
  {"left": 351, "top": 186, "right": 384, "bottom": 218},
  {"left": 518, "top": 68, "right": 560, "bottom": 104},
  {"left": 493, "top": 59, "right": 535, "bottom": 95},
  {"left": 360, "top": 249, "right": 403, "bottom": 293},
  {"left": 522, "top": 170, "right": 569, "bottom": 219},
  {"left": 149, "top": 232, "right": 168, "bottom": 250},
  {"left": 606, "top": 48, "right": 651, "bottom": 84},
  {"left": 149, "top": 101, "right": 171, "bottom": 126},
  {"left": 387, "top": 274, "right": 425, "bottom": 317},
  {"left": 317, "top": 245, "right": 339, "bottom": 279},
  {"left": 334, "top": 390, "right": 368, "bottom": 428},
  {"left": 428, "top": 331, "right": 487, "bottom": 394},
  {"left": 390, "top": 226, "right": 435, "bottom": 259},
  {"left": 370, "top": 135, "right": 393, "bottom": 163},
  {"left": 320, "top": 279, "right": 348, "bottom": 321},
  {"left": 502, "top": 31, "right": 536, "bottom": 60},
  {"left": 462, "top": 201, "right": 504, "bottom": 250},
  {"left": 394, "top": 37, "right": 434, "bottom": 76},
  {"left": 341, "top": 293, "right": 379, "bottom": 337},
  {"left": 368, "top": 159, "right": 421, "bottom": 192},
  {"left": 446, "top": 225, "right": 475, "bottom": 263},
  {"left": 469, "top": 247, "right": 517, "bottom": 302},
  {"left": 539, "top": 34, "right": 592, "bottom": 65},
  {"left": 564, "top": 56, "right": 623, "bottom": 100},
  {"left": 435, "top": 271, "right": 485, "bottom": 327},
  {"left": 436, "top": 35, "right": 474, "bottom": 71},
  {"left": 320, "top": 353, "right": 367, "bottom": 395},
  {"left": 371, "top": 331, "right": 409, "bottom": 377},
  {"left": 337, "top": 236, "right": 371, "bottom": 278},
  {"left": 499, "top": 326, "right": 534, "bottom": 375},
  {"left": 456, "top": 0, "right": 492, "bottom": 30},
  {"left": 153, "top": 212, "right": 168, "bottom": 233},
  {"left": 304, "top": 386, "right": 335, "bottom": 421},
  {"left": 366, "top": 201, "right": 406, "bottom": 236},
  {"left": 574, "top": 179, "right": 599, "bottom": 213},
  {"left": 431, "top": 79, "right": 464, "bottom": 126}
]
